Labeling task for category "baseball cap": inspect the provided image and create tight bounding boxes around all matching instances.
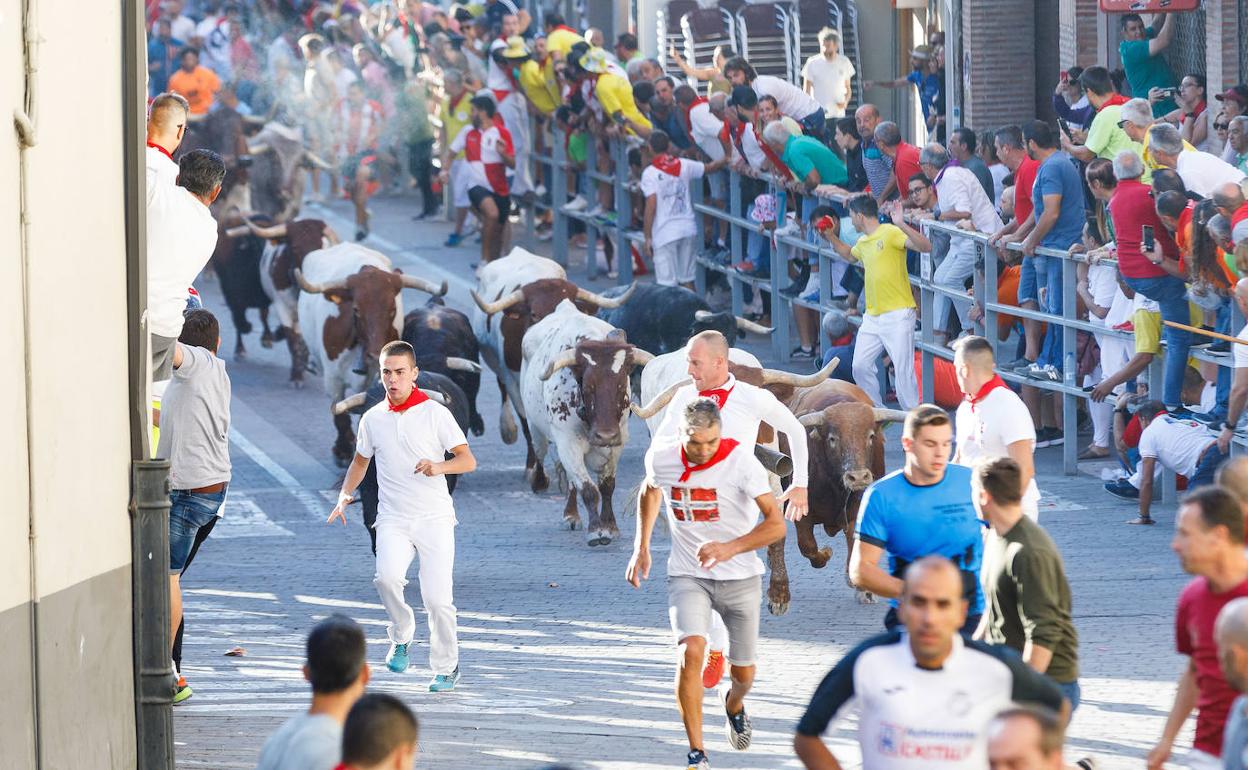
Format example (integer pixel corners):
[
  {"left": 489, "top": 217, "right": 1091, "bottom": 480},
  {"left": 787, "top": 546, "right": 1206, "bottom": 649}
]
[
  {"left": 727, "top": 85, "right": 757, "bottom": 109},
  {"left": 910, "top": 44, "right": 934, "bottom": 60},
  {"left": 1215, "top": 85, "right": 1248, "bottom": 106}
]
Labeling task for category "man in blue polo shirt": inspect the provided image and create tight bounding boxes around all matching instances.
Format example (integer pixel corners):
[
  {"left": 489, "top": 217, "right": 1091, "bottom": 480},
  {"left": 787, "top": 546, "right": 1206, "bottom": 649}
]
[{"left": 849, "top": 404, "right": 984, "bottom": 631}]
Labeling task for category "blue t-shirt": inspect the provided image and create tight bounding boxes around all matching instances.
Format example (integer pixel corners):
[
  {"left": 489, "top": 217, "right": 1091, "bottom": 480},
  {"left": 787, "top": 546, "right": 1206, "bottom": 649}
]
[
  {"left": 1032, "top": 151, "right": 1086, "bottom": 251},
  {"left": 856, "top": 464, "right": 984, "bottom": 613},
  {"left": 906, "top": 70, "right": 944, "bottom": 120}
]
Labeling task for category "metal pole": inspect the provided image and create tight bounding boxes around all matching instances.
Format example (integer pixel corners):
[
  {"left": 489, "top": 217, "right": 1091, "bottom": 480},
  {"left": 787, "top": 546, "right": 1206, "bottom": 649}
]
[
  {"left": 770, "top": 186, "right": 789, "bottom": 361},
  {"left": 1061, "top": 255, "right": 1078, "bottom": 474},
  {"left": 551, "top": 126, "right": 569, "bottom": 268},
  {"left": 920, "top": 229, "right": 935, "bottom": 404},
  {"left": 131, "top": 460, "right": 175, "bottom": 770},
  {"left": 614, "top": 139, "right": 633, "bottom": 285},
  {"left": 585, "top": 134, "right": 600, "bottom": 281}
]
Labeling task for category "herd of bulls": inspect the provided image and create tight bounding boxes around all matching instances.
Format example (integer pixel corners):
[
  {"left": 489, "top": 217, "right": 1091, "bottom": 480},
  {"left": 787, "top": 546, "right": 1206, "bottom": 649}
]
[{"left": 214, "top": 221, "right": 910, "bottom": 613}]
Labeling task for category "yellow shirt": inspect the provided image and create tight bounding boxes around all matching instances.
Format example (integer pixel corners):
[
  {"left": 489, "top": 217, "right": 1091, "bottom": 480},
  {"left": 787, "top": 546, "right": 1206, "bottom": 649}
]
[
  {"left": 519, "top": 60, "right": 559, "bottom": 115},
  {"left": 594, "top": 72, "right": 652, "bottom": 133},
  {"left": 851, "top": 224, "right": 916, "bottom": 316},
  {"left": 442, "top": 91, "right": 473, "bottom": 159},
  {"left": 545, "top": 27, "right": 583, "bottom": 59}
]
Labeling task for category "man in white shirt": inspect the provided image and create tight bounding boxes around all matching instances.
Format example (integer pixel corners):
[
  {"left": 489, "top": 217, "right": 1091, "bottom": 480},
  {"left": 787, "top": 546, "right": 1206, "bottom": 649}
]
[
  {"left": 920, "top": 143, "right": 1004, "bottom": 346},
  {"left": 628, "top": 398, "right": 785, "bottom": 770},
  {"left": 724, "top": 56, "right": 827, "bottom": 142},
  {"left": 641, "top": 130, "right": 727, "bottom": 289},
  {"left": 1129, "top": 400, "right": 1227, "bottom": 525},
  {"left": 678, "top": 88, "right": 730, "bottom": 256},
  {"left": 802, "top": 28, "right": 855, "bottom": 118},
  {"left": 146, "top": 92, "right": 188, "bottom": 190},
  {"left": 330, "top": 341, "right": 477, "bottom": 692},
  {"left": 952, "top": 336, "right": 1041, "bottom": 520},
  {"left": 1148, "top": 122, "right": 1245, "bottom": 199},
  {"left": 147, "top": 148, "right": 224, "bottom": 381}
]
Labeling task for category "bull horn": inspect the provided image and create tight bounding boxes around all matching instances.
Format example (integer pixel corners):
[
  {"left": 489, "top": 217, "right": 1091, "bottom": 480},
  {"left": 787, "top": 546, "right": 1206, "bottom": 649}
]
[
  {"left": 246, "top": 141, "right": 271, "bottom": 155},
  {"left": 420, "top": 388, "right": 448, "bottom": 405},
  {"left": 735, "top": 316, "right": 774, "bottom": 335},
  {"left": 539, "top": 348, "right": 579, "bottom": 381},
  {"left": 873, "top": 407, "right": 910, "bottom": 424},
  {"left": 694, "top": 309, "right": 714, "bottom": 321},
  {"left": 331, "top": 392, "right": 368, "bottom": 416},
  {"left": 630, "top": 347, "right": 655, "bottom": 367},
  {"left": 472, "top": 288, "right": 524, "bottom": 315},
  {"left": 224, "top": 224, "right": 251, "bottom": 238},
  {"left": 242, "top": 114, "right": 268, "bottom": 126},
  {"left": 247, "top": 219, "right": 288, "bottom": 240},
  {"left": 445, "top": 357, "right": 482, "bottom": 373},
  {"left": 753, "top": 445, "right": 794, "bottom": 477},
  {"left": 305, "top": 151, "right": 334, "bottom": 170},
  {"left": 630, "top": 378, "right": 691, "bottom": 419},
  {"left": 760, "top": 357, "right": 838, "bottom": 387},
  {"left": 295, "top": 268, "right": 348, "bottom": 294},
  {"left": 798, "top": 412, "right": 825, "bottom": 429},
  {"left": 576, "top": 282, "right": 636, "bottom": 308},
  {"left": 399, "top": 273, "right": 449, "bottom": 296}
]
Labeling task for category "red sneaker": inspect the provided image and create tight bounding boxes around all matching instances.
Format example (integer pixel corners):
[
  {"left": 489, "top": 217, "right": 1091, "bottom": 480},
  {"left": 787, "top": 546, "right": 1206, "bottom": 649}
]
[{"left": 702, "top": 650, "right": 725, "bottom": 689}]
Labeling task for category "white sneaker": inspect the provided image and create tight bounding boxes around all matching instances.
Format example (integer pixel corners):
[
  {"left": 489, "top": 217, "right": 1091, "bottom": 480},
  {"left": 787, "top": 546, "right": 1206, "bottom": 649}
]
[
  {"left": 563, "top": 195, "right": 588, "bottom": 212},
  {"left": 585, "top": 203, "right": 606, "bottom": 217}
]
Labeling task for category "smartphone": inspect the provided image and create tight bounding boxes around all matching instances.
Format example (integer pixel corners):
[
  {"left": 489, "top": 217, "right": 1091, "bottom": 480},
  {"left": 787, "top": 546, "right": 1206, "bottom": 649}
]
[
  {"left": 1141, "top": 224, "right": 1155, "bottom": 253},
  {"left": 1056, "top": 117, "right": 1073, "bottom": 140},
  {"left": 1059, "top": 70, "right": 1069, "bottom": 82}
]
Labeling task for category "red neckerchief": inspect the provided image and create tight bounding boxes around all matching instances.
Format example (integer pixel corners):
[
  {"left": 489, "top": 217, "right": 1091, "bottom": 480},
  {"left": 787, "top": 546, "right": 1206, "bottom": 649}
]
[
  {"left": 829, "top": 332, "right": 854, "bottom": 346},
  {"left": 553, "top": 24, "right": 577, "bottom": 34},
  {"left": 757, "top": 132, "right": 793, "bottom": 179},
  {"left": 1100, "top": 94, "right": 1129, "bottom": 110},
  {"left": 698, "top": 381, "right": 735, "bottom": 409},
  {"left": 683, "top": 96, "right": 708, "bottom": 134},
  {"left": 679, "top": 438, "right": 740, "bottom": 482},
  {"left": 650, "top": 152, "right": 682, "bottom": 176},
  {"left": 720, "top": 120, "right": 746, "bottom": 159},
  {"left": 388, "top": 388, "right": 429, "bottom": 413},
  {"left": 967, "top": 375, "right": 1009, "bottom": 412},
  {"left": 147, "top": 141, "right": 174, "bottom": 162}
]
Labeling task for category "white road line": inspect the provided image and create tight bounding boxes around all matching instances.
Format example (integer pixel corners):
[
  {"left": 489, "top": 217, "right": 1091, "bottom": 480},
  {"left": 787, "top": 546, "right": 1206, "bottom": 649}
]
[
  {"left": 214, "top": 494, "right": 295, "bottom": 539},
  {"left": 229, "top": 428, "right": 327, "bottom": 520}
]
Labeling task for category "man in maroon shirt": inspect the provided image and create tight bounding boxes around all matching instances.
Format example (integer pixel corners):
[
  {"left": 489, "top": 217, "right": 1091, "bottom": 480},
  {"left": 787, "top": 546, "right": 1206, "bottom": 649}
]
[
  {"left": 1109, "top": 149, "right": 1194, "bottom": 417},
  {"left": 988, "top": 125, "right": 1044, "bottom": 370},
  {"left": 1149, "top": 486, "right": 1248, "bottom": 769},
  {"left": 875, "top": 121, "right": 923, "bottom": 205}
]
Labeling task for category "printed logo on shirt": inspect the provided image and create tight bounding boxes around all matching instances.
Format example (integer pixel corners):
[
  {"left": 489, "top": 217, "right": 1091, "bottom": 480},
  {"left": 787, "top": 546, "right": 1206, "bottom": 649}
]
[
  {"left": 876, "top": 722, "right": 976, "bottom": 762},
  {"left": 671, "top": 487, "right": 720, "bottom": 522}
]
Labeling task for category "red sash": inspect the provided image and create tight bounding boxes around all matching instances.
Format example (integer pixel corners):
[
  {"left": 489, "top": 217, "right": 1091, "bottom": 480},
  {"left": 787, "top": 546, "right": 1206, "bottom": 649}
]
[
  {"left": 756, "top": 129, "right": 793, "bottom": 179},
  {"left": 679, "top": 438, "right": 740, "bottom": 482},
  {"left": 388, "top": 388, "right": 430, "bottom": 413}
]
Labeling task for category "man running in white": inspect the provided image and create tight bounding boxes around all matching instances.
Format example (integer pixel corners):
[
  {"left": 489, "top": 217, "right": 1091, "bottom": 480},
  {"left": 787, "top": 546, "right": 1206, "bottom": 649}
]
[
  {"left": 648, "top": 330, "right": 812, "bottom": 687},
  {"left": 628, "top": 398, "right": 786, "bottom": 770},
  {"left": 330, "top": 341, "right": 477, "bottom": 692}
]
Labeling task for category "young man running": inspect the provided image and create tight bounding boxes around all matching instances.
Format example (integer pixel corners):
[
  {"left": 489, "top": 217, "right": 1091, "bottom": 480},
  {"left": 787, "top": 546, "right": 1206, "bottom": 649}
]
[
  {"left": 329, "top": 341, "right": 476, "bottom": 692},
  {"left": 628, "top": 398, "right": 786, "bottom": 770}
]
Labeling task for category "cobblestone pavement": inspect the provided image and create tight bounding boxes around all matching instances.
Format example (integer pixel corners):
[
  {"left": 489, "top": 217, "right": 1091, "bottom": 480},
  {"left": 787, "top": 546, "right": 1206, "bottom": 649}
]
[{"left": 175, "top": 191, "right": 1194, "bottom": 769}]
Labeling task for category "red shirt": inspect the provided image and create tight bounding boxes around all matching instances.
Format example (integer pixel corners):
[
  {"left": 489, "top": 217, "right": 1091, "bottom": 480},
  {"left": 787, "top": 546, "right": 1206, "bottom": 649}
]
[
  {"left": 1176, "top": 575, "right": 1248, "bottom": 756},
  {"left": 1109, "top": 179, "right": 1177, "bottom": 279},
  {"left": 1013, "top": 157, "right": 1041, "bottom": 223},
  {"left": 1234, "top": 202, "right": 1248, "bottom": 231},
  {"left": 891, "top": 142, "right": 923, "bottom": 197}
]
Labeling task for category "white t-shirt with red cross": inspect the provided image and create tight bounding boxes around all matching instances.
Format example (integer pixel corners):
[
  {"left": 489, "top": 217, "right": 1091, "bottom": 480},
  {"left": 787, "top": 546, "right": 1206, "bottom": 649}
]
[
  {"left": 643, "top": 437, "right": 773, "bottom": 580},
  {"left": 450, "top": 122, "right": 514, "bottom": 196}
]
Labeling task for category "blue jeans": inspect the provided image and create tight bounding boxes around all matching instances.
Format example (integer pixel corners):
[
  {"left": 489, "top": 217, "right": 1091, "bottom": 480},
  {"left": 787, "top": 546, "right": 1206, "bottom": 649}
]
[
  {"left": 1037, "top": 257, "right": 1067, "bottom": 367},
  {"left": 1214, "top": 300, "right": 1232, "bottom": 417},
  {"left": 169, "top": 486, "right": 227, "bottom": 573},
  {"left": 1017, "top": 255, "right": 1048, "bottom": 305},
  {"left": 1123, "top": 274, "right": 1192, "bottom": 408},
  {"left": 1058, "top": 679, "right": 1081, "bottom": 712},
  {"left": 1190, "top": 444, "right": 1229, "bottom": 489}
]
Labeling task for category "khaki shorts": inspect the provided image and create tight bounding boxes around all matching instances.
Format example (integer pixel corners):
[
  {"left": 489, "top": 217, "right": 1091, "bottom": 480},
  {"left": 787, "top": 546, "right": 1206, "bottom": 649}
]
[{"left": 668, "top": 574, "right": 761, "bottom": 667}]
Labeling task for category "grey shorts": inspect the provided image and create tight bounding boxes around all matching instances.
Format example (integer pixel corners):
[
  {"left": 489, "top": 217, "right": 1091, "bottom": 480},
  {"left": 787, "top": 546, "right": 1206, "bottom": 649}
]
[
  {"left": 151, "top": 334, "right": 178, "bottom": 382},
  {"left": 668, "top": 574, "right": 762, "bottom": 667}
]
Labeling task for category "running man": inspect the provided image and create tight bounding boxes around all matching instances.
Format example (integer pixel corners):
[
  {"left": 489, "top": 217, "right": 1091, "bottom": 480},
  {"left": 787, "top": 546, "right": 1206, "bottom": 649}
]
[
  {"left": 329, "top": 341, "right": 477, "bottom": 692},
  {"left": 628, "top": 398, "right": 786, "bottom": 770},
  {"left": 442, "top": 96, "right": 515, "bottom": 264}
]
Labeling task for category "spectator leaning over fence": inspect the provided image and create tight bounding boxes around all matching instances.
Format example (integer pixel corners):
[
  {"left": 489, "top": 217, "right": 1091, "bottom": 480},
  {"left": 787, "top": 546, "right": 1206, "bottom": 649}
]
[
  {"left": 1018, "top": 120, "right": 1088, "bottom": 383},
  {"left": 1126, "top": 401, "right": 1229, "bottom": 527},
  {"left": 802, "top": 27, "right": 855, "bottom": 119},
  {"left": 1227, "top": 117, "right": 1248, "bottom": 176},
  {"left": 724, "top": 56, "right": 827, "bottom": 143},
  {"left": 864, "top": 45, "right": 946, "bottom": 143},
  {"left": 949, "top": 127, "right": 996, "bottom": 203},
  {"left": 823, "top": 196, "right": 931, "bottom": 409},
  {"left": 875, "top": 121, "right": 922, "bottom": 208},
  {"left": 1149, "top": 486, "right": 1248, "bottom": 770},
  {"left": 855, "top": 104, "right": 893, "bottom": 202},
  {"left": 641, "top": 130, "right": 726, "bottom": 290},
  {"left": 651, "top": 76, "right": 692, "bottom": 152},
  {"left": 833, "top": 117, "right": 868, "bottom": 193},
  {"left": 1149, "top": 122, "right": 1247, "bottom": 200},
  {"left": 1064, "top": 66, "right": 1144, "bottom": 180},
  {"left": 919, "top": 142, "right": 1003, "bottom": 346},
  {"left": 989, "top": 126, "right": 1046, "bottom": 371},
  {"left": 1217, "top": 279, "right": 1248, "bottom": 455},
  {"left": 1118, "top": 11, "right": 1177, "bottom": 119},
  {"left": 1117, "top": 97, "right": 1187, "bottom": 172},
  {"left": 1109, "top": 149, "right": 1195, "bottom": 416},
  {"left": 972, "top": 457, "right": 1080, "bottom": 710}
]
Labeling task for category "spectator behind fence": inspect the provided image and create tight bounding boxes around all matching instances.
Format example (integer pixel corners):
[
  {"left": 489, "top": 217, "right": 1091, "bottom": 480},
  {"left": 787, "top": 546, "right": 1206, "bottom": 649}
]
[
  {"left": 1052, "top": 65, "right": 1094, "bottom": 132},
  {"left": 1169, "top": 73, "right": 1219, "bottom": 154},
  {"left": 1148, "top": 122, "right": 1247, "bottom": 199},
  {"left": 833, "top": 117, "right": 869, "bottom": 192},
  {"left": 795, "top": 556, "right": 1065, "bottom": 769},
  {"left": 1150, "top": 487, "right": 1248, "bottom": 770},
  {"left": 820, "top": 309, "right": 856, "bottom": 382},
  {"left": 801, "top": 27, "right": 855, "bottom": 118},
  {"left": 1109, "top": 149, "right": 1193, "bottom": 415},
  {"left": 1116, "top": 97, "right": 1187, "bottom": 172},
  {"left": 864, "top": 45, "right": 946, "bottom": 142},
  {"left": 949, "top": 127, "right": 996, "bottom": 202},
  {"left": 1228, "top": 116, "right": 1248, "bottom": 176},
  {"left": 724, "top": 56, "right": 827, "bottom": 142},
  {"left": 167, "top": 46, "right": 222, "bottom": 116},
  {"left": 339, "top": 693, "right": 419, "bottom": 770},
  {"left": 979, "top": 129, "right": 1010, "bottom": 206},
  {"left": 1216, "top": 86, "right": 1248, "bottom": 165},
  {"left": 256, "top": 615, "right": 370, "bottom": 770},
  {"left": 875, "top": 121, "right": 922, "bottom": 208},
  {"left": 1217, "top": 280, "right": 1248, "bottom": 454},
  {"left": 855, "top": 104, "right": 893, "bottom": 201},
  {"left": 989, "top": 125, "right": 1044, "bottom": 372},
  {"left": 1118, "top": 11, "right": 1177, "bottom": 118},
  {"left": 1064, "top": 66, "right": 1145, "bottom": 181},
  {"left": 1212, "top": 182, "right": 1248, "bottom": 248}
]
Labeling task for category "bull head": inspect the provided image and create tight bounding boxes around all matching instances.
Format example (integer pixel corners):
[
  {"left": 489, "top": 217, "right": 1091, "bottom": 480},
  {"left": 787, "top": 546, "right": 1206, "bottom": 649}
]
[
  {"left": 799, "top": 404, "right": 908, "bottom": 492},
  {"left": 540, "top": 337, "right": 654, "bottom": 447}
]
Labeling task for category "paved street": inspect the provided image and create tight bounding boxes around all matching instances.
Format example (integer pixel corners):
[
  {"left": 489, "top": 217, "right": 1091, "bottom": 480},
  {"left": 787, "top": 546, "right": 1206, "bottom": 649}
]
[{"left": 176, "top": 191, "right": 1193, "bottom": 769}]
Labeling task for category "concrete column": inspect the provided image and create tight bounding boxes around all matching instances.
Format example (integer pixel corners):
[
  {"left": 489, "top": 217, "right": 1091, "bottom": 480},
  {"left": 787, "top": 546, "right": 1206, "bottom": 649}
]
[{"left": 961, "top": 0, "right": 1036, "bottom": 129}]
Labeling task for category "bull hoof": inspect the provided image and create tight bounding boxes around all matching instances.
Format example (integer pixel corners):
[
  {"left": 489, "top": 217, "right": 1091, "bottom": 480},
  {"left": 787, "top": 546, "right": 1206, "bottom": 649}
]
[
  {"left": 289, "top": 378, "right": 305, "bottom": 390},
  {"left": 260, "top": 337, "right": 274, "bottom": 349},
  {"left": 530, "top": 469, "right": 549, "bottom": 494},
  {"left": 588, "top": 530, "right": 612, "bottom": 547},
  {"left": 565, "top": 517, "right": 581, "bottom": 531},
  {"left": 768, "top": 599, "right": 790, "bottom": 616},
  {"left": 501, "top": 422, "right": 518, "bottom": 445},
  {"left": 273, "top": 327, "right": 288, "bottom": 342},
  {"left": 856, "top": 590, "right": 877, "bottom": 605},
  {"left": 807, "top": 548, "right": 832, "bottom": 569},
  {"left": 470, "top": 415, "right": 485, "bottom": 437}
]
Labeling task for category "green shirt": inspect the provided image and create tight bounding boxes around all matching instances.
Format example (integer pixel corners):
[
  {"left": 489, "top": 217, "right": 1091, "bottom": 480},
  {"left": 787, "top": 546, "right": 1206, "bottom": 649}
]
[
  {"left": 782, "top": 134, "right": 848, "bottom": 186},
  {"left": 1119, "top": 28, "right": 1176, "bottom": 118},
  {"left": 1085, "top": 104, "right": 1151, "bottom": 184},
  {"left": 567, "top": 131, "right": 587, "bottom": 164},
  {"left": 981, "top": 516, "right": 1080, "bottom": 684}
]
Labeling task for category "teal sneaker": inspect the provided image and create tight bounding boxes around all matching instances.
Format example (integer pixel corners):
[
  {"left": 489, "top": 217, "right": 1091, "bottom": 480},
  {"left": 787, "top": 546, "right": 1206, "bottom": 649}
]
[
  {"left": 386, "top": 643, "right": 410, "bottom": 674},
  {"left": 429, "top": 667, "right": 460, "bottom": 692}
]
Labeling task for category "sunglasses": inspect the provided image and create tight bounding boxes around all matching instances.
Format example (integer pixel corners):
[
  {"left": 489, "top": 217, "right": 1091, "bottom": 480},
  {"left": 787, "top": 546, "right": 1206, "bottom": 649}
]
[
  {"left": 1215, "top": 123, "right": 1230, "bottom": 130},
  {"left": 908, "top": 187, "right": 928, "bottom": 195}
]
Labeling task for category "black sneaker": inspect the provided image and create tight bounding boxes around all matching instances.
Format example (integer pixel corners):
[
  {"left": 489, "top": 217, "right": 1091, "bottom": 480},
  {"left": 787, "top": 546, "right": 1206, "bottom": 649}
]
[
  {"left": 1210, "top": 340, "right": 1230, "bottom": 354},
  {"left": 1104, "top": 478, "right": 1140, "bottom": 500},
  {"left": 1035, "top": 427, "right": 1064, "bottom": 448},
  {"left": 686, "top": 749, "right": 710, "bottom": 770},
  {"left": 791, "top": 346, "right": 815, "bottom": 360}
]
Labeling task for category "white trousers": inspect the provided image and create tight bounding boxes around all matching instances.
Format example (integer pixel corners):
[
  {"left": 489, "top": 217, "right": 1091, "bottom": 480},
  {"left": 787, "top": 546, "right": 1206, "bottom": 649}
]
[
  {"left": 1089, "top": 332, "right": 1133, "bottom": 448},
  {"left": 498, "top": 92, "right": 531, "bottom": 196},
  {"left": 852, "top": 307, "right": 919, "bottom": 409},
  {"left": 374, "top": 518, "right": 459, "bottom": 674},
  {"left": 654, "top": 237, "right": 696, "bottom": 286},
  {"left": 932, "top": 239, "right": 976, "bottom": 334}
]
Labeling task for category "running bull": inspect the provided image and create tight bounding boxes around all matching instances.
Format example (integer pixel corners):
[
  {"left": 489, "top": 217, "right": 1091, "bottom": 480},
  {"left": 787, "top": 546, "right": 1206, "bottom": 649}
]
[
  {"left": 598, "top": 283, "right": 772, "bottom": 356},
  {"left": 402, "top": 298, "right": 486, "bottom": 436},
  {"left": 519, "top": 299, "right": 654, "bottom": 546}
]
